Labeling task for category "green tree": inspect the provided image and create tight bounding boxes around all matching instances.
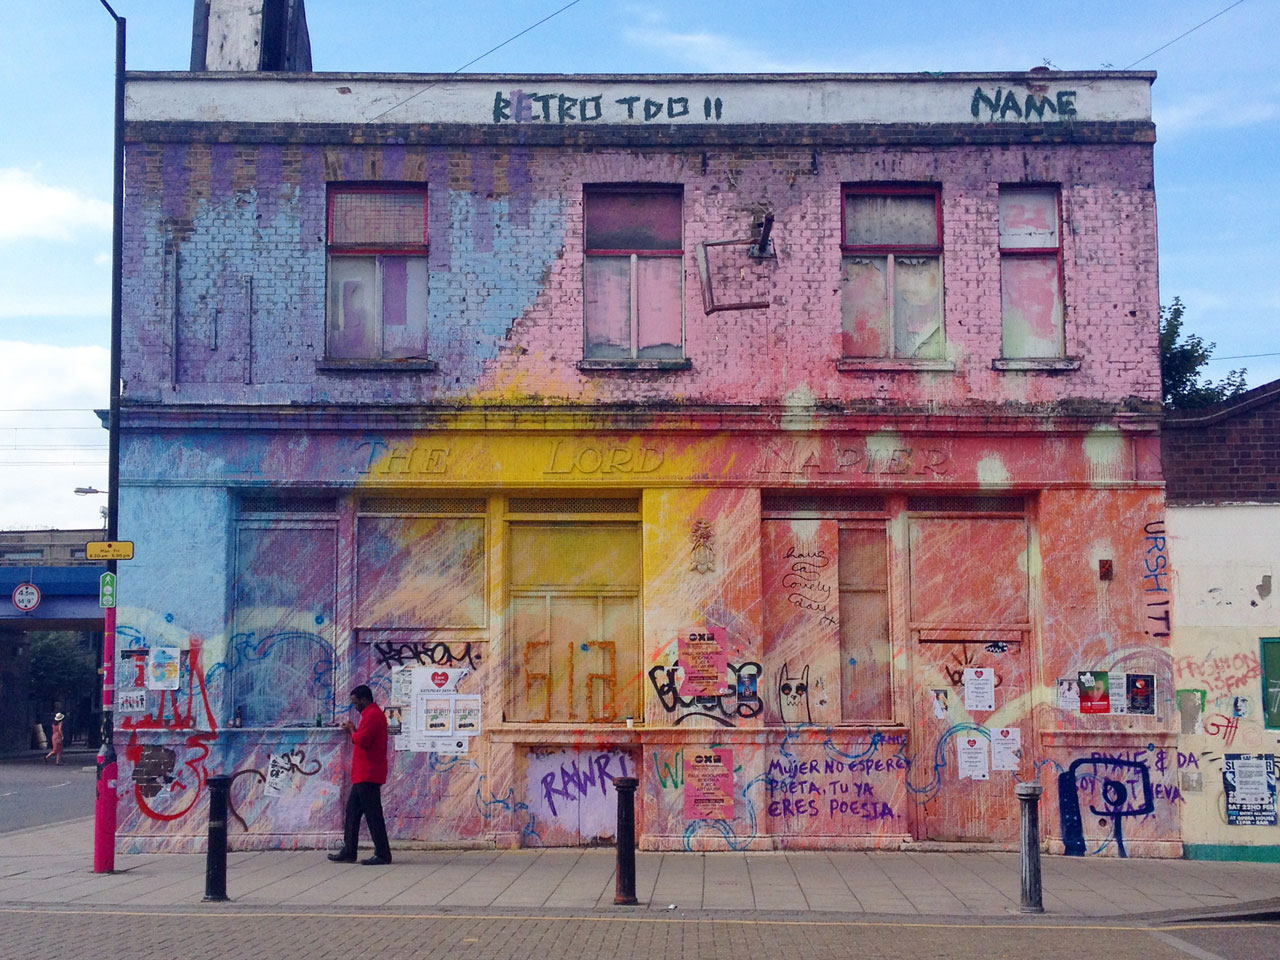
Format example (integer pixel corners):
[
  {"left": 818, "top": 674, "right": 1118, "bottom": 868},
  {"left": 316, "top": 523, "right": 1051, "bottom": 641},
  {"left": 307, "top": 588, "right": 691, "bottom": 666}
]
[
  {"left": 27, "top": 631, "right": 98, "bottom": 710},
  {"left": 1159, "top": 297, "right": 1248, "bottom": 409}
]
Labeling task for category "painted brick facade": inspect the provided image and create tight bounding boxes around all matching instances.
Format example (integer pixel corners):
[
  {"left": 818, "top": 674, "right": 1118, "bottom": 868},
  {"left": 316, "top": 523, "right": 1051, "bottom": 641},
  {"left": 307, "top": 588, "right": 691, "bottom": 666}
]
[{"left": 113, "top": 72, "right": 1177, "bottom": 859}]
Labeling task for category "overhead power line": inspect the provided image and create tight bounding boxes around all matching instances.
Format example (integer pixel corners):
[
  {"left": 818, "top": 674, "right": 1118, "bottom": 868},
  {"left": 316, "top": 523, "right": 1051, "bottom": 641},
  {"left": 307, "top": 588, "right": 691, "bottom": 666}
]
[
  {"left": 1123, "top": 0, "right": 1248, "bottom": 69},
  {"left": 369, "top": 0, "right": 589, "bottom": 122}
]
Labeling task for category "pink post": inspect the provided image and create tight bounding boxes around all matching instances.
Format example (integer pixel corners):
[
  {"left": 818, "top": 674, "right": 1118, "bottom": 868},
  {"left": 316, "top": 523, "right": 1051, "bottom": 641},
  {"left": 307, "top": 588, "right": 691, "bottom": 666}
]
[{"left": 94, "top": 604, "right": 117, "bottom": 874}]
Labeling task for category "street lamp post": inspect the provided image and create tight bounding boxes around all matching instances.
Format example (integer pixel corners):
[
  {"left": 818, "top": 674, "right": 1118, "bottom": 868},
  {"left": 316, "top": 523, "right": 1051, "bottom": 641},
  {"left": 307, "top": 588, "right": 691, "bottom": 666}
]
[{"left": 94, "top": 0, "right": 125, "bottom": 876}]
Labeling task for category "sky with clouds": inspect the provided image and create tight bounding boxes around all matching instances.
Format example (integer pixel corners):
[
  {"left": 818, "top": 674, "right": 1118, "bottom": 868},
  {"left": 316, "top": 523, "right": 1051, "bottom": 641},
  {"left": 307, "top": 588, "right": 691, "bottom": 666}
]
[{"left": 0, "top": 0, "right": 1275, "bottom": 529}]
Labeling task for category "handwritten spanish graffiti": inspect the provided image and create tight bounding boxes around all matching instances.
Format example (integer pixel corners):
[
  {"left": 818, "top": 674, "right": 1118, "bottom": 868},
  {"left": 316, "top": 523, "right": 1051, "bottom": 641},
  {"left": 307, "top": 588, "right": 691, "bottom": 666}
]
[
  {"left": 765, "top": 756, "right": 899, "bottom": 822},
  {"left": 649, "top": 660, "right": 763, "bottom": 726},
  {"left": 371, "top": 640, "right": 482, "bottom": 670},
  {"left": 971, "top": 87, "right": 1078, "bottom": 121},
  {"left": 1059, "top": 756, "right": 1155, "bottom": 857},
  {"left": 494, "top": 91, "right": 725, "bottom": 124}
]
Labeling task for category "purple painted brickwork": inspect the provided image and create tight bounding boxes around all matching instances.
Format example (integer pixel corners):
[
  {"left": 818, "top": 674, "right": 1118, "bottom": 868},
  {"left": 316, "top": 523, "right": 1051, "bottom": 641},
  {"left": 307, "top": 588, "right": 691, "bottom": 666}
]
[{"left": 121, "top": 140, "right": 1159, "bottom": 408}]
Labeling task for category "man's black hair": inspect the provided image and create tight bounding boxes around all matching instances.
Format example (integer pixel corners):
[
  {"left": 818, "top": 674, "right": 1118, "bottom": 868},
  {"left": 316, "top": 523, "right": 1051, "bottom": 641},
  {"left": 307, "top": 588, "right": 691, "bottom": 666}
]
[{"left": 351, "top": 684, "right": 374, "bottom": 702}]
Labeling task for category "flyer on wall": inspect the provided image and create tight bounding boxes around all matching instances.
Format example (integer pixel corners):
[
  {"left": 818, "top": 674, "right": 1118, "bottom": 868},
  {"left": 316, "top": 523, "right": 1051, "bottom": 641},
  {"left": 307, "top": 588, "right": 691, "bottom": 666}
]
[
  {"left": 677, "top": 627, "right": 730, "bottom": 697},
  {"left": 956, "top": 736, "right": 989, "bottom": 780},
  {"left": 962, "top": 668, "right": 995, "bottom": 712},
  {"left": 684, "top": 747, "right": 735, "bottom": 820},
  {"left": 1077, "top": 671, "right": 1110, "bottom": 714}
]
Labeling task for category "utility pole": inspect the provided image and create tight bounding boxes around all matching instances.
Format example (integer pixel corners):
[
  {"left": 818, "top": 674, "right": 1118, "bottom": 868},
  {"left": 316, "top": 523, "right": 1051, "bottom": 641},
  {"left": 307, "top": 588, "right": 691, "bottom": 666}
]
[{"left": 93, "top": 0, "right": 125, "bottom": 875}]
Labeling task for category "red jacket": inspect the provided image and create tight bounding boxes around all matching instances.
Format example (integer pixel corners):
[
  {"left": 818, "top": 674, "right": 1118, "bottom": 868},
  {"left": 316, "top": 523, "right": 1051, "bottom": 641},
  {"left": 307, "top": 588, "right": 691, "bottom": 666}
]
[{"left": 350, "top": 702, "right": 388, "bottom": 785}]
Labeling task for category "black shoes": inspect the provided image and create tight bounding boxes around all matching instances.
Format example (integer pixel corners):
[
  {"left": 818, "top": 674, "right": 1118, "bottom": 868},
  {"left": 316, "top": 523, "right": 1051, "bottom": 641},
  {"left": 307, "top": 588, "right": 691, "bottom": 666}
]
[
  {"left": 361, "top": 855, "right": 392, "bottom": 866},
  {"left": 327, "top": 851, "right": 356, "bottom": 863}
]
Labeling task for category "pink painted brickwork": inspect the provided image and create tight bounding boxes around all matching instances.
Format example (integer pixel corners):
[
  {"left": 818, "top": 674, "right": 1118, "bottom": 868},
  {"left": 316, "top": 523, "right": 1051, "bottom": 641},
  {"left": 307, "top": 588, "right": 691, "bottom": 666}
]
[{"left": 121, "top": 140, "right": 1158, "bottom": 408}]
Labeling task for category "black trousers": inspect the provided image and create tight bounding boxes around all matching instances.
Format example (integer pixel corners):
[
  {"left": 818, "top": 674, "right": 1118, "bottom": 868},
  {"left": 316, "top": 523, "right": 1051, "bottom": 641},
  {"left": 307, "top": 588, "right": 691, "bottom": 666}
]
[{"left": 342, "top": 781, "right": 391, "bottom": 860}]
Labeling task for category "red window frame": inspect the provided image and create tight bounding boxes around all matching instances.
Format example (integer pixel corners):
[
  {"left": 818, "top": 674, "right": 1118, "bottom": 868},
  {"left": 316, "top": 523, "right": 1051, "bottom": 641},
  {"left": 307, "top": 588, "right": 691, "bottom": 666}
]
[
  {"left": 997, "top": 184, "right": 1065, "bottom": 359},
  {"left": 583, "top": 183, "right": 683, "bottom": 257},
  {"left": 841, "top": 183, "right": 942, "bottom": 256},
  {"left": 327, "top": 183, "right": 428, "bottom": 255}
]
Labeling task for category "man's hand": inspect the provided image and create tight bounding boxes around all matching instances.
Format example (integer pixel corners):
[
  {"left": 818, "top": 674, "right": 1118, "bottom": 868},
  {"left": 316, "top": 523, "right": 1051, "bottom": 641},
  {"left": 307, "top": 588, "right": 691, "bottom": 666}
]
[{"left": 341, "top": 720, "right": 355, "bottom": 734}]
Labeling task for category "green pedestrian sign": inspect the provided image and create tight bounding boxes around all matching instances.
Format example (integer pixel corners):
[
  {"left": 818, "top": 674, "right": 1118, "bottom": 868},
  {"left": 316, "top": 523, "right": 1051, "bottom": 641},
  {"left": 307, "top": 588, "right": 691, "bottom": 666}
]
[{"left": 99, "top": 571, "right": 117, "bottom": 609}]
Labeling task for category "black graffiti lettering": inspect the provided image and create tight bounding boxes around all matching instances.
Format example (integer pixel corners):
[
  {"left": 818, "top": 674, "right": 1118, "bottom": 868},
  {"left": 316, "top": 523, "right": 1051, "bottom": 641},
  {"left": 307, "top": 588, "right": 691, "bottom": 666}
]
[
  {"left": 616, "top": 96, "right": 641, "bottom": 119},
  {"left": 972, "top": 86, "right": 1001, "bottom": 119},
  {"left": 999, "top": 90, "right": 1023, "bottom": 119},
  {"left": 667, "top": 97, "right": 689, "bottom": 118},
  {"left": 371, "top": 641, "right": 481, "bottom": 670},
  {"left": 644, "top": 98, "right": 664, "bottom": 121},
  {"left": 580, "top": 95, "right": 603, "bottom": 121},
  {"left": 1056, "top": 90, "right": 1077, "bottom": 117},
  {"left": 1058, "top": 757, "right": 1154, "bottom": 858},
  {"left": 1023, "top": 94, "right": 1057, "bottom": 120},
  {"left": 557, "top": 95, "right": 578, "bottom": 123},
  {"left": 492, "top": 91, "right": 512, "bottom": 123},
  {"left": 648, "top": 661, "right": 763, "bottom": 727},
  {"left": 530, "top": 93, "right": 556, "bottom": 122}
]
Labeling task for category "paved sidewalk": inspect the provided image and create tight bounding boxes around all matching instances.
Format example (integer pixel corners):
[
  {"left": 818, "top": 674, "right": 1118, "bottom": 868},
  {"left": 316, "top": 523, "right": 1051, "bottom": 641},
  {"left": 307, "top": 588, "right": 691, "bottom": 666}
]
[{"left": 2, "top": 817, "right": 1277, "bottom": 920}]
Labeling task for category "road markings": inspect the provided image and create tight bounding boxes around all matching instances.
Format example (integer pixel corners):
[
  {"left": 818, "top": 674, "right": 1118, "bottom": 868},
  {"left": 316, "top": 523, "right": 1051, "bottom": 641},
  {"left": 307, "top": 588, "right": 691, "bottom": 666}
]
[{"left": 1147, "top": 929, "right": 1230, "bottom": 960}]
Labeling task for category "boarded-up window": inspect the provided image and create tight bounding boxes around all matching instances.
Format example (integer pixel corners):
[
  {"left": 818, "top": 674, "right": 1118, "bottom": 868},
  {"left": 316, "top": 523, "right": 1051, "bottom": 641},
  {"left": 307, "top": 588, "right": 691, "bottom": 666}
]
[
  {"left": 1263, "top": 638, "right": 1280, "bottom": 729},
  {"left": 355, "top": 514, "right": 486, "bottom": 628},
  {"left": 999, "top": 187, "right": 1063, "bottom": 358},
  {"left": 231, "top": 522, "right": 337, "bottom": 726},
  {"left": 584, "top": 187, "right": 683, "bottom": 360},
  {"left": 841, "top": 188, "right": 944, "bottom": 359},
  {"left": 839, "top": 526, "right": 891, "bottom": 721},
  {"left": 508, "top": 523, "right": 641, "bottom": 722},
  {"left": 327, "top": 186, "right": 429, "bottom": 360},
  {"left": 909, "top": 517, "right": 1029, "bottom": 627}
]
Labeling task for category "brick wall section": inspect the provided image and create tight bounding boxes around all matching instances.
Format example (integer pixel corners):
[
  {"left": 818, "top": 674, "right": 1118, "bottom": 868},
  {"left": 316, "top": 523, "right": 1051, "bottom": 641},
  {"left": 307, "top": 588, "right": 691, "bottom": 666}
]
[
  {"left": 1162, "top": 379, "right": 1280, "bottom": 504},
  {"left": 119, "top": 131, "right": 1159, "bottom": 409}
]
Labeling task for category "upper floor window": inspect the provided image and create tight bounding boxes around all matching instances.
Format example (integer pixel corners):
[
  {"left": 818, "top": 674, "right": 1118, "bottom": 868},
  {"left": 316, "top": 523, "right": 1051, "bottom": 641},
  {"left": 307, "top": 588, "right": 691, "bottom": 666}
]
[
  {"left": 326, "top": 185, "right": 429, "bottom": 361},
  {"left": 583, "top": 186, "right": 684, "bottom": 361},
  {"left": 840, "top": 186, "right": 945, "bottom": 360},
  {"left": 999, "top": 186, "right": 1063, "bottom": 358}
]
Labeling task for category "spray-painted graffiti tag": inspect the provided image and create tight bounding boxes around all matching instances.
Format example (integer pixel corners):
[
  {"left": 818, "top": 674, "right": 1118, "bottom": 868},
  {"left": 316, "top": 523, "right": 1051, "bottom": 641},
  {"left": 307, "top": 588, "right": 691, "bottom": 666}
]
[{"left": 649, "top": 660, "right": 763, "bottom": 726}]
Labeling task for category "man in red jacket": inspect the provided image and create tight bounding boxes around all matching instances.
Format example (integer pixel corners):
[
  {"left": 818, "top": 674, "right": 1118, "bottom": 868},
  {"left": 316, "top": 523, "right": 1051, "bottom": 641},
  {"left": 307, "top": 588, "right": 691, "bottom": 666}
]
[{"left": 327, "top": 684, "right": 392, "bottom": 865}]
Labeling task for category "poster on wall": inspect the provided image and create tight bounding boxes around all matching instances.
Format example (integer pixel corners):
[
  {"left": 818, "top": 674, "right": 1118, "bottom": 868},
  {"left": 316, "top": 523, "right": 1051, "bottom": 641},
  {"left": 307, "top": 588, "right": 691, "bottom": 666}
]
[
  {"left": 991, "top": 727, "right": 1021, "bottom": 771},
  {"left": 931, "top": 689, "right": 949, "bottom": 719},
  {"left": 1126, "top": 674, "right": 1156, "bottom": 715},
  {"left": 1107, "top": 671, "right": 1127, "bottom": 714},
  {"left": 677, "top": 627, "right": 729, "bottom": 697},
  {"left": 684, "top": 747, "right": 735, "bottom": 820},
  {"left": 1057, "top": 678, "right": 1081, "bottom": 712},
  {"left": 117, "top": 690, "right": 148, "bottom": 714},
  {"left": 146, "top": 644, "right": 181, "bottom": 691},
  {"left": 962, "top": 668, "right": 995, "bottom": 712},
  {"left": 956, "top": 736, "right": 989, "bottom": 780},
  {"left": 118, "top": 648, "right": 147, "bottom": 689},
  {"left": 454, "top": 696, "right": 482, "bottom": 734},
  {"left": 1077, "top": 671, "right": 1110, "bottom": 714},
  {"left": 263, "top": 752, "right": 294, "bottom": 798},
  {"left": 389, "top": 666, "right": 413, "bottom": 708},
  {"left": 393, "top": 703, "right": 412, "bottom": 752},
  {"left": 409, "top": 667, "right": 475, "bottom": 753},
  {"left": 1223, "top": 754, "right": 1278, "bottom": 826}
]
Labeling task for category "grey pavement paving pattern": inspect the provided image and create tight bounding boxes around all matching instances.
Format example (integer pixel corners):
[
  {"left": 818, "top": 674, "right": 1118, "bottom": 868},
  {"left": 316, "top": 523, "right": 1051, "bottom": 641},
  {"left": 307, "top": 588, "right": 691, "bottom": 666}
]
[{"left": 1, "top": 817, "right": 1278, "bottom": 922}]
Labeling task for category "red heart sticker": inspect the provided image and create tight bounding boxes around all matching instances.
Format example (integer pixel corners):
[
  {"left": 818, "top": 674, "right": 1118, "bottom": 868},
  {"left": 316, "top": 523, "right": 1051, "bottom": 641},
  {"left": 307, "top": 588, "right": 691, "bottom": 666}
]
[
  {"left": 1001, "top": 729, "right": 1010, "bottom": 738},
  {"left": 967, "top": 739, "right": 977, "bottom": 747},
  {"left": 431, "top": 671, "right": 448, "bottom": 687},
  {"left": 974, "top": 670, "right": 983, "bottom": 678}
]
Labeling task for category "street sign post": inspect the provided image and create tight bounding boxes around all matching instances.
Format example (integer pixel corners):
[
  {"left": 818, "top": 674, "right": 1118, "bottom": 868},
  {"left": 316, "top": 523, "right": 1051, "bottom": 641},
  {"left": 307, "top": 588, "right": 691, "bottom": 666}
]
[
  {"left": 11, "top": 582, "right": 41, "bottom": 613},
  {"left": 99, "top": 572, "right": 117, "bottom": 608},
  {"left": 86, "top": 540, "right": 134, "bottom": 561}
]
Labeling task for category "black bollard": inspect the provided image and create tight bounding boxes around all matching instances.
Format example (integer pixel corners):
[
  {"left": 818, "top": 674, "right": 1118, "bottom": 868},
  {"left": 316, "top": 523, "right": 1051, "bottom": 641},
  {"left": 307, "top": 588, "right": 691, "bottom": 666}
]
[
  {"left": 203, "top": 775, "right": 231, "bottom": 902},
  {"left": 1015, "top": 781, "right": 1044, "bottom": 914},
  {"left": 614, "top": 776, "right": 639, "bottom": 905}
]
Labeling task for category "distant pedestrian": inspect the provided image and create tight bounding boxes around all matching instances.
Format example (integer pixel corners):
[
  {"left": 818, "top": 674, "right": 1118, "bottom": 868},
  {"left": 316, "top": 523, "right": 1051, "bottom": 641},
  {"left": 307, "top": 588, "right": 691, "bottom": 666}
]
[
  {"left": 44, "top": 713, "right": 65, "bottom": 764},
  {"left": 327, "top": 685, "right": 392, "bottom": 866}
]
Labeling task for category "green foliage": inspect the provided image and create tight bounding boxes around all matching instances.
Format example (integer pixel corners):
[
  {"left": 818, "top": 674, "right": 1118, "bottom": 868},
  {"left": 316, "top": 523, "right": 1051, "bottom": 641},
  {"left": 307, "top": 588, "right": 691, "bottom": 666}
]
[
  {"left": 1159, "top": 298, "right": 1248, "bottom": 409},
  {"left": 27, "top": 631, "right": 98, "bottom": 707}
]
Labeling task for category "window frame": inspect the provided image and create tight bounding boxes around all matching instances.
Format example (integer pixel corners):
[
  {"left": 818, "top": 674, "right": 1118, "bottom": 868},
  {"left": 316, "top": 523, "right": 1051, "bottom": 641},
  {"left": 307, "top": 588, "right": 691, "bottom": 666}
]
[
  {"left": 993, "top": 184, "right": 1080, "bottom": 371},
  {"left": 838, "top": 183, "right": 950, "bottom": 368},
  {"left": 1262, "top": 637, "right": 1280, "bottom": 730},
  {"left": 322, "top": 182, "right": 434, "bottom": 370},
  {"left": 581, "top": 184, "right": 690, "bottom": 370}
]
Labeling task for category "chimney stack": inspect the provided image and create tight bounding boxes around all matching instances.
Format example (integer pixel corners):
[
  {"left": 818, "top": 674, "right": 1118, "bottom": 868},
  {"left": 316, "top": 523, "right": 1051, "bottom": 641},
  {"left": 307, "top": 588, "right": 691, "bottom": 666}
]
[{"left": 190, "top": 0, "right": 312, "bottom": 72}]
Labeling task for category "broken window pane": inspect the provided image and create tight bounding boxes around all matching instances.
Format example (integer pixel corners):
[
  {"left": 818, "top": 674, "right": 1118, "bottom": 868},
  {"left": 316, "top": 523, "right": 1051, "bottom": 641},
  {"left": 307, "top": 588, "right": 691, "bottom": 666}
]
[
  {"left": 846, "top": 194, "right": 937, "bottom": 247},
  {"left": 998, "top": 188, "right": 1058, "bottom": 249},
  {"left": 841, "top": 257, "right": 891, "bottom": 357},
  {"left": 893, "top": 257, "right": 944, "bottom": 358},
  {"left": 1001, "top": 256, "right": 1063, "bottom": 358}
]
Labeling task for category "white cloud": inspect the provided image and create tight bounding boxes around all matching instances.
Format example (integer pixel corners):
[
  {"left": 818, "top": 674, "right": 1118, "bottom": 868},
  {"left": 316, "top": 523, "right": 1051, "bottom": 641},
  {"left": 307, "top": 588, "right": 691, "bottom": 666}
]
[
  {"left": 0, "top": 168, "right": 112, "bottom": 243},
  {"left": 0, "top": 340, "right": 110, "bottom": 529},
  {"left": 1154, "top": 93, "right": 1280, "bottom": 136}
]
